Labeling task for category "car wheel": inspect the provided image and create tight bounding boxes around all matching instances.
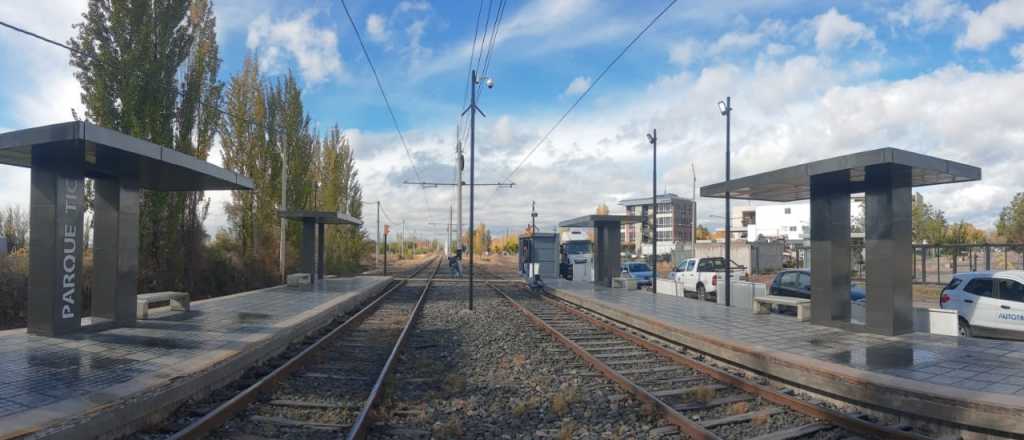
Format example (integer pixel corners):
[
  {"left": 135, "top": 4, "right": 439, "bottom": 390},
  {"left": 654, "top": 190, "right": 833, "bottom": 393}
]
[
  {"left": 696, "top": 284, "right": 706, "bottom": 301},
  {"left": 958, "top": 318, "right": 973, "bottom": 338}
]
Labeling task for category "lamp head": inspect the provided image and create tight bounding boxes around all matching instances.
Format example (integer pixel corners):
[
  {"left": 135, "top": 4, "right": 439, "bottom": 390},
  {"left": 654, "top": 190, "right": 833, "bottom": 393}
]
[
  {"left": 485, "top": 77, "right": 494, "bottom": 89},
  {"left": 718, "top": 100, "right": 728, "bottom": 115},
  {"left": 646, "top": 133, "right": 655, "bottom": 144}
]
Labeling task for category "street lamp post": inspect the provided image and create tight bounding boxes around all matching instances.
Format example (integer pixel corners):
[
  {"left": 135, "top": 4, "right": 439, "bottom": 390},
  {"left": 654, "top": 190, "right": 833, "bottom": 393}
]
[
  {"left": 718, "top": 97, "right": 732, "bottom": 307},
  {"left": 463, "top": 69, "right": 494, "bottom": 311},
  {"left": 646, "top": 129, "right": 657, "bottom": 295}
]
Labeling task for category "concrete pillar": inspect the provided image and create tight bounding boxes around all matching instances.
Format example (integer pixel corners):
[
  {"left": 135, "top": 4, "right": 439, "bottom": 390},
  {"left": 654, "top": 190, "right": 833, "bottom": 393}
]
[
  {"left": 809, "top": 170, "right": 851, "bottom": 327},
  {"left": 92, "top": 177, "right": 140, "bottom": 325},
  {"left": 300, "top": 218, "right": 315, "bottom": 281},
  {"left": 865, "top": 164, "right": 913, "bottom": 335},
  {"left": 27, "top": 150, "right": 85, "bottom": 336},
  {"left": 317, "top": 223, "right": 325, "bottom": 280},
  {"left": 594, "top": 221, "right": 622, "bottom": 287}
]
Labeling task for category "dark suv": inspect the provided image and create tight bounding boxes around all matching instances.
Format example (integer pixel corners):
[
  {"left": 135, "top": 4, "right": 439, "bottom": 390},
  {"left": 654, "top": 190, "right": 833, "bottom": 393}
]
[{"left": 770, "top": 269, "right": 865, "bottom": 302}]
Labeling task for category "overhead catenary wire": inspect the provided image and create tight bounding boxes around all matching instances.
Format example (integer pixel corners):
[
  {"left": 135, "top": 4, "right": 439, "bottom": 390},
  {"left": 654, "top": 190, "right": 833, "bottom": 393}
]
[
  {"left": 503, "top": 0, "right": 679, "bottom": 182},
  {"left": 339, "top": 0, "right": 423, "bottom": 182}
]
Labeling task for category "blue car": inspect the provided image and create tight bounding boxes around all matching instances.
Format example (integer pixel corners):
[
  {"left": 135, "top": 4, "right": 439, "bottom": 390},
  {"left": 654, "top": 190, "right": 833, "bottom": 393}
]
[
  {"left": 770, "top": 269, "right": 865, "bottom": 302},
  {"left": 622, "top": 262, "right": 654, "bottom": 287}
]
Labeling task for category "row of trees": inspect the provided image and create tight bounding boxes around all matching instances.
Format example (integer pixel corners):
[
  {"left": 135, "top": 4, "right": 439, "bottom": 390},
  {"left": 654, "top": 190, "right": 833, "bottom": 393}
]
[
  {"left": 64, "top": 0, "right": 366, "bottom": 297},
  {"left": 913, "top": 194, "right": 991, "bottom": 245},
  {"left": 0, "top": 206, "right": 29, "bottom": 254}
]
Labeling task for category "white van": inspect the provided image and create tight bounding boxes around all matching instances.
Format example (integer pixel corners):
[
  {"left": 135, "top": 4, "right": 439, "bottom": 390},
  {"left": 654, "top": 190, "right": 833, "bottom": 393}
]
[{"left": 940, "top": 270, "right": 1024, "bottom": 339}]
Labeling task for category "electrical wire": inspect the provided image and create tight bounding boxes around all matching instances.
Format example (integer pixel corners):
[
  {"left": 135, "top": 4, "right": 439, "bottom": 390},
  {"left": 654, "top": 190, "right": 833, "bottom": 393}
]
[
  {"left": 503, "top": 0, "right": 679, "bottom": 182},
  {"left": 339, "top": 0, "right": 423, "bottom": 181}
]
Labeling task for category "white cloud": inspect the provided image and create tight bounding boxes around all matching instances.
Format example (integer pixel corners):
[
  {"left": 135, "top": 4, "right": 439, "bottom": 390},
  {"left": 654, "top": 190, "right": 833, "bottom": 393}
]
[
  {"left": 710, "top": 31, "right": 762, "bottom": 54},
  {"left": 888, "top": 0, "right": 963, "bottom": 30},
  {"left": 669, "top": 39, "right": 701, "bottom": 66},
  {"left": 1014, "top": 43, "right": 1024, "bottom": 68},
  {"left": 247, "top": 11, "right": 344, "bottom": 84},
  {"left": 366, "top": 14, "right": 390, "bottom": 43},
  {"left": 563, "top": 76, "right": 591, "bottom": 97},
  {"left": 812, "top": 8, "right": 875, "bottom": 51},
  {"left": 957, "top": 0, "right": 1024, "bottom": 50},
  {"left": 396, "top": 1, "right": 430, "bottom": 14}
]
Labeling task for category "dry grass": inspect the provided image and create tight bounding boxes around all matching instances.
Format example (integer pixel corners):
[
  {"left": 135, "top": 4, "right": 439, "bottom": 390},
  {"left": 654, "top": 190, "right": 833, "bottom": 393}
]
[
  {"left": 512, "top": 396, "right": 542, "bottom": 417},
  {"left": 691, "top": 385, "right": 716, "bottom": 403},
  {"left": 727, "top": 401, "right": 750, "bottom": 415},
  {"left": 559, "top": 421, "right": 577, "bottom": 440},
  {"left": 750, "top": 413, "right": 770, "bottom": 426},
  {"left": 550, "top": 386, "right": 579, "bottom": 417},
  {"left": 512, "top": 353, "right": 528, "bottom": 368},
  {"left": 433, "top": 417, "right": 464, "bottom": 439},
  {"left": 443, "top": 374, "right": 467, "bottom": 394}
]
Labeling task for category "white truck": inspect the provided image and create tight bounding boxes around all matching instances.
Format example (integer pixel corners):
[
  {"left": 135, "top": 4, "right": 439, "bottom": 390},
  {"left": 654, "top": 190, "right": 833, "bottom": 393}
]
[{"left": 670, "top": 257, "right": 743, "bottom": 301}]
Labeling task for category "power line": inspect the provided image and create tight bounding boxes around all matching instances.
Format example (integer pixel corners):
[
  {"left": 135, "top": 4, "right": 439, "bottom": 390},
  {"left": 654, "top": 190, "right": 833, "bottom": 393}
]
[
  {"left": 339, "top": 0, "right": 423, "bottom": 181},
  {"left": 504, "top": 0, "right": 679, "bottom": 182}
]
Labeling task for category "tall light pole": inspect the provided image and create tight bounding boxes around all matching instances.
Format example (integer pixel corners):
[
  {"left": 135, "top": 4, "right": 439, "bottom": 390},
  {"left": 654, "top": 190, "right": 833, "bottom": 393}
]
[
  {"left": 456, "top": 141, "right": 464, "bottom": 251},
  {"left": 462, "top": 69, "right": 494, "bottom": 311},
  {"left": 691, "top": 162, "right": 697, "bottom": 254},
  {"left": 376, "top": 201, "right": 381, "bottom": 268},
  {"left": 718, "top": 96, "right": 732, "bottom": 307},
  {"left": 647, "top": 129, "right": 657, "bottom": 295}
]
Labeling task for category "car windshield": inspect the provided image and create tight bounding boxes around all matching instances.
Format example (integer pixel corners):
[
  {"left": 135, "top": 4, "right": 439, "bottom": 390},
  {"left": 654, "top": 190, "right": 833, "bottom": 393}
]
[
  {"left": 627, "top": 263, "right": 650, "bottom": 272},
  {"left": 564, "top": 242, "right": 591, "bottom": 255}
]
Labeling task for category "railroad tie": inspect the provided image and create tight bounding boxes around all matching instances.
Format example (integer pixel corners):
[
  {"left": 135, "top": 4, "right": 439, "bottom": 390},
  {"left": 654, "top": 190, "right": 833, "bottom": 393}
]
[
  {"left": 700, "top": 407, "right": 785, "bottom": 428},
  {"left": 249, "top": 415, "right": 349, "bottom": 431},
  {"left": 744, "top": 422, "right": 832, "bottom": 440}
]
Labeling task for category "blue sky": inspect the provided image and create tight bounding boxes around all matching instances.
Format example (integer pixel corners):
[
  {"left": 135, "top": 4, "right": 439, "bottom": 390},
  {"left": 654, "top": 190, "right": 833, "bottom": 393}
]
[{"left": 1, "top": 0, "right": 1023, "bottom": 241}]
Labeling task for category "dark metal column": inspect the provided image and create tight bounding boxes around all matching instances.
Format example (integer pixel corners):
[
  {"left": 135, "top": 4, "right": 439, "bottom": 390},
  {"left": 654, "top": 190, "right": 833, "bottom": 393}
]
[
  {"left": 27, "top": 150, "right": 85, "bottom": 336},
  {"left": 317, "top": 223, "right": 326, "bottom": 280},
  {"left": 865, "top": 163, "right": 913, "bottom": 336},
  {"left": 809, "top": 170, "right": 851, "bottom": 327},
  {"left": 300, "top": 218, "right": 315, "bottom": 282},
  {"left": 594, "top": 221, "right": 622, "bottom": 287},
  {"left": 92, "top": 177, "right": 139, "bottom": 325}
]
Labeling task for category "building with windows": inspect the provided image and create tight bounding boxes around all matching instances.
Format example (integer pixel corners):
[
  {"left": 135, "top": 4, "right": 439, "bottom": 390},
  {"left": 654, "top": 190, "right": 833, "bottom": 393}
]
[
  {"left": 619, "top": 193, "right": 695, "bottom": 256},
  {"left": 738, "top": 198, "right": 864, "bottom": 242}
]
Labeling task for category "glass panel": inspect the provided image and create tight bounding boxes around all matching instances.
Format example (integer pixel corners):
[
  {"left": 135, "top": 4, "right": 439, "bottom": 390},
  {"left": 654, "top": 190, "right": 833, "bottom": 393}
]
[
  {"left": 999, "top": 279, "right": 1024, "bottom": 302},
  {"left": 964, "top": 278, "right": 995, "bottom": 297}
]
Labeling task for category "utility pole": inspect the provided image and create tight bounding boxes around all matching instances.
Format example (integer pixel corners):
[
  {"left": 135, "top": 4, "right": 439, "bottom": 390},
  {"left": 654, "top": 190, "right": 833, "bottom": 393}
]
[
  {"left": 280, "top": 141, "right": 288, "bottom": 282},
  {"left": 401, "top": 220, "right": 406, "bottom": 260},
  {"left": 647, "top": 129, "right": 658, "bottom": 295},
  {"left": 383, "top": 224, "right": 390, "bottom": 274},
  {"left": 719, "top": 96, "right": 733, "bottom": 307},
  {"left": 462, "top": 69, "right": 493, "bottom": 311},
  {"left": 530, "top": 201, "right": 537, "bottom": 276},
  {"left": 376, "top": 201, "right": 381, "bottom": 268},
  {"left": 691, "top": 162, "right": 697, "bottom": 254},
  {"left": 457, "top": 141, "right": 464, "bottom": 252},
  {"left": 448, "top": 205, "right": 453, "bottom": 256}
]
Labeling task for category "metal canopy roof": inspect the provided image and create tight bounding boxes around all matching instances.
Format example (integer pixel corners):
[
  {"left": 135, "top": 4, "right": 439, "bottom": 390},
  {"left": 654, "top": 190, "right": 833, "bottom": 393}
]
[
  {"left": 559, "top": 214, "right": 641, "bottom": 228},
  {"left": 0, "top": 121, "right": 253, "bottom": 191},
  {"left": 279, "top": 210, "right": 363, "bottom": 226},
  {"left": 700, "top": 148, "right": 980, "bottom": 202}
]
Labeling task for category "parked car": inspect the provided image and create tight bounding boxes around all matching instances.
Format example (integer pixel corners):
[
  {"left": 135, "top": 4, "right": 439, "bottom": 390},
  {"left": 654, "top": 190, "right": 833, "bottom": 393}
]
[
  {"left": 669, "top": 257, "right": 742, "bottom": 300},
  {"left": 621, "top": 262, "right": 653, "bottom": 287},
  {"left": 769, "top": 269, "right": 866, "bottom": 303},
  {"left": 940, "top": 271, "right": 1024, "bottom": 339}
]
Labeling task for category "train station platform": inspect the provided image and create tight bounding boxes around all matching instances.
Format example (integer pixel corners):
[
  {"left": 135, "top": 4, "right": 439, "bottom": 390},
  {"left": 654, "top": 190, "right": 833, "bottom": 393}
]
[
  {"left": 0, "top": 276, "right": 391, "bottom": 440},
  {"left": 546, "top": 279, "right": 1024, "bottom": 437}
]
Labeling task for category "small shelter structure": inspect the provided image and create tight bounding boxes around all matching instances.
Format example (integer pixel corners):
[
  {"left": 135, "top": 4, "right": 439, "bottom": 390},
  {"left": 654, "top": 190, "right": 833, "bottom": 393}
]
[
  {"left": 702, "top": 148, "right": 980, "bottom": 335},
  {"left": 279, "top": 210, "right": 362, "bottom": 283},
  {"left": 559, "top": 215, "right": 640, "bottom": 287}
]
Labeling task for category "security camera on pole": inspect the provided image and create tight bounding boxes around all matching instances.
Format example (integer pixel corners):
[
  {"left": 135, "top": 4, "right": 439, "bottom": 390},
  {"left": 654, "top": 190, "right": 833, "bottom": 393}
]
[
  {"left": 461, "top": 69, "right": 494, "bottom": 311},
  {"left": 717, "top": 97, "right": 732, "bottom": 307},
  {"left": 646, "top": 129, "right": 657, "bottom": 295}
]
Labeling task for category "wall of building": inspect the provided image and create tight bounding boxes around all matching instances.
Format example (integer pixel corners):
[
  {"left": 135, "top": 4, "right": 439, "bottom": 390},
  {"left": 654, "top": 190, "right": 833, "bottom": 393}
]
[{"left": 693, "top": 241, "right": 784, "bottom": 274}]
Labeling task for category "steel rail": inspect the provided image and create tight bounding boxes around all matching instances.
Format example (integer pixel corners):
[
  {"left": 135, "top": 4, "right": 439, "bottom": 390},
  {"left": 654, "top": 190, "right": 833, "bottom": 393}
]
[
  {"left": 538, "top": 292, "right": 935, "bottom": 440},
  {"left": 487, "top": 282, "right": 720, "bottom": 439},
  {"left": 166, "top": 256, "right": 439, "bottom": 440},
  {"left": 346, "top": 257, "right": 441, "bottom": 439}
]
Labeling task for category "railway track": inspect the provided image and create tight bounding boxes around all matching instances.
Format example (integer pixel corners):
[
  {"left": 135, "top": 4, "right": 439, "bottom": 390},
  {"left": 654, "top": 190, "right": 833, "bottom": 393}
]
[
  {"left": 164, "top": 256, "right": 441, "bottom": 440},
  {"left": 489, "top": 278, "right": 936, "bottom": 440}
]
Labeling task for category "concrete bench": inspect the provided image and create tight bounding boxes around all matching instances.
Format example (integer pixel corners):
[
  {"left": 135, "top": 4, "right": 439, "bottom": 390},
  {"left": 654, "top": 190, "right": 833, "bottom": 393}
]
[
  {"left": 137, "top": 291, "right": 190, "bottom": 319},
  {"left": 287, "top": 273, "right": 311, "bottom": 287},
  {"left": 754, "top": 296, "right": 810, "bottom": 322},
  {"left": 611, "top": 277, "right": 638, "bottom": 290}
]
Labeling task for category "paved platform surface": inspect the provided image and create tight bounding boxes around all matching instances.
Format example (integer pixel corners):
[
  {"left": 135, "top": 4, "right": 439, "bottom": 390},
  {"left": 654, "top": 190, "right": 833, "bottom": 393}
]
[
  {"left": 0, "top": 276, "right": 390, "bottom": 439},
  {"left": 547, "top": 279, "right": 1024, "bottom": 436}
]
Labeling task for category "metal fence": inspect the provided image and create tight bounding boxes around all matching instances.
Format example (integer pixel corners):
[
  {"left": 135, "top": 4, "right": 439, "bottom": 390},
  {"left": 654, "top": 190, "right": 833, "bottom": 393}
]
[{"left": 913, "top": 244, "right": 1024, "bottom": 284}]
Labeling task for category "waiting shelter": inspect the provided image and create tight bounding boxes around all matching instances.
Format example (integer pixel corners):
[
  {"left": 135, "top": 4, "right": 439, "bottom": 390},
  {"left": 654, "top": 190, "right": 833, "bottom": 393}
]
[
  {"left": 701, "top": 148, "right": 980, "bottom": 335},
  {"left": 0, "top": 121, "right": 254, "bottom": 336},
  {"left": 559, "top": 215, "right": 640, "bottom": 287},
  {"left": 518, "top": 232, "right": 559, "bottom": 280},
  {"left": 278, "top": 210, "right": 362, "bottom": 283}
]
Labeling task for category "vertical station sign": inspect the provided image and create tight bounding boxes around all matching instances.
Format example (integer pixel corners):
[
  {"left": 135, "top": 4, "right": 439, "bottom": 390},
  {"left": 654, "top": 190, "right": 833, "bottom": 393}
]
[{"left": 27, "top": 146, "right": 85, "bottom": 336}]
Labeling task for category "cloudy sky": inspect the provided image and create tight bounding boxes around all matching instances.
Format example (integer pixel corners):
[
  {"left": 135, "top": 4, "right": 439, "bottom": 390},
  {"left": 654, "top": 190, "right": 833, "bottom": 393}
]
[{"left": 1, "top": 0, "right": 1023, "bottom": 242}]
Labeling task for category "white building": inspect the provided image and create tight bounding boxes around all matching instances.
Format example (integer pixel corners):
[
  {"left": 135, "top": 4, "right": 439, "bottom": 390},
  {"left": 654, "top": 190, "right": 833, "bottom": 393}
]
[{"left": 737, "top": 198, "right": 864, "bottom": 242}]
